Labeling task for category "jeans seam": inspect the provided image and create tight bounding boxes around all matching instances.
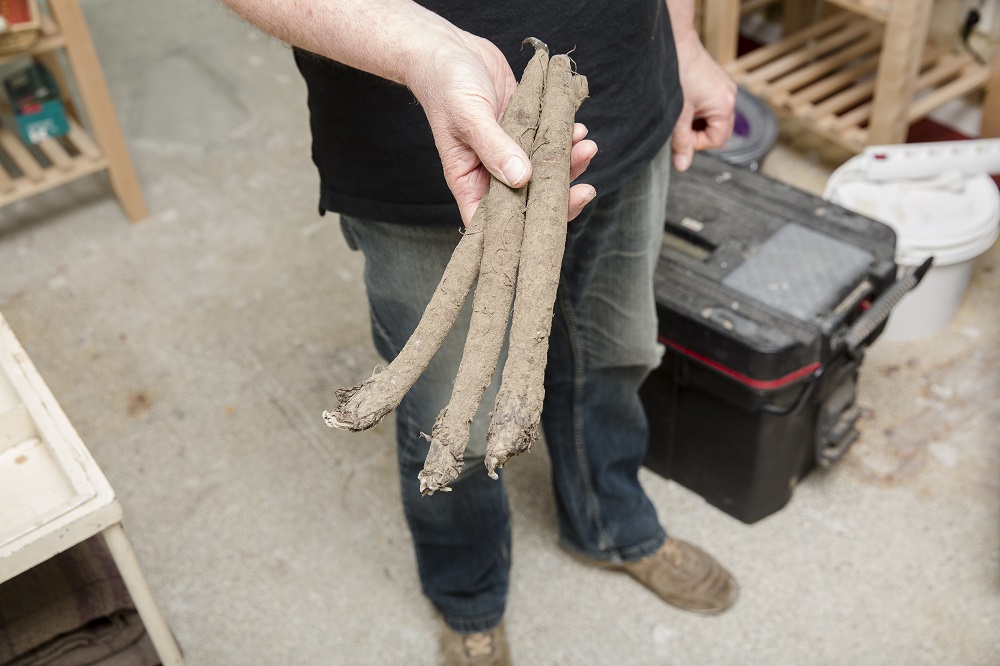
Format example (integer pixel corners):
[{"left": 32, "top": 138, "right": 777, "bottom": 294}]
[
  {"left": 559, "top": 531, "right": 665, "bottom": 565},
  {"left": 559, "top": 283, "right": 613, "bottom": 552},
  {"left": 441, "top": 603, "right": 507, "bottom": 634}
]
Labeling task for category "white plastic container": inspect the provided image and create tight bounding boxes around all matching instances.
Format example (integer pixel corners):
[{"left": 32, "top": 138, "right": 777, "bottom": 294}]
[{"left": 824, "top": 156, "right": 1000, "bottom": 341}]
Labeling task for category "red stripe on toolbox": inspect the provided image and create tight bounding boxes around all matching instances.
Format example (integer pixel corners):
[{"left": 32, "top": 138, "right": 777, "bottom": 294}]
[{"left": 658, "top": 336, "right": 821, "bottom": 391}]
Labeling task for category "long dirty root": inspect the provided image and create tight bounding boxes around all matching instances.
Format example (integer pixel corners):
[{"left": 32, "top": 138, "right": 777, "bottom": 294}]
[
  {"left": 324, "top": 39, "right": 588, "bottom": 496},
  {"left": 485, "top": 55, "right": 588, "bottom": 478},
  {"left": 418, "top": 41, "right": 549, "bottom": 495},
  {"left": 321, "top": 206, "right": 487, "bottom": 432}
]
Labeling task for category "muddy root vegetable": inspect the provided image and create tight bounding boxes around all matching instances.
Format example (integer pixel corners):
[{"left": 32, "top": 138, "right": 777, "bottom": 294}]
[
  {"left": 324, "top": 39, "right": 589, "bottom": 498},
  {"left": 485, "top": 55, "right": 588, "bottom": 478},
  {"left": 418, "top": 41, "right": 549, "bottom": 495},
  {"left": 321, "top": 207, "right": 487, "bottom": 432}
]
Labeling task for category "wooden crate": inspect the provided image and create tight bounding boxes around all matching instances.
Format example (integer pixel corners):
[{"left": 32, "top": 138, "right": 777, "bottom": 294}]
[
  {"left": 726, "top": 12, "right": 991, "bottom": 152},
  {"left": 0, "top": 0, "right": 40, "bottom": 55}
]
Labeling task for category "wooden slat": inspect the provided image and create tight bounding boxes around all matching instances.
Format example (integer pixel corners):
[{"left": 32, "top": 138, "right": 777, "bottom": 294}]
[
  {"left": 769, "top": 32, "right": 883, "bottom": 104},
  {"left": 909, "top": 53, "right": 976, "bottom": 96},
  {"left": 831, "top": 51, "right": 960, "bottom": 131},
  {"left": 907, "top": 64, "right": 991, "bottom": 122},
  {"left": 37, "top": 138, "right": 74, "bottom": 171},
  {"left": 0, "top": 153, "right": 107, "bottom": 209},
  {"left": 826, "top": 47, "right": 955, "bottom": 133},
  {"left": 727, "top": 11, "right": 854, "bottom": 73},
  {"left": 842, "top": 127, "right": 868, "bottom": 151},
  {"left": 741, "top": 19, "right": 872, "bottom": 87},
  {"left": 804, "top": 44, "right": 942, "bottom": 118},
  {"left": 811, "top": 79, "right": 877, "bottom": 122},
  {"left": 0, "top": 117, "right": 110, "bottom": 208},
  {"left": 820, "top": 50, "right": 960, "bottom": 130},
  {"left": 757, "top": 95, "right": 866, "bottom": 152},
  {"left": 65, "top": 119, "right": 102, "bottom": 161},
  {"left": 0, "top": 128, "right": 45, "bottom": 182},
  {"left": 0, "top": 163, "right": 14, "bottom": 194},
  {"left": 787, "top": 55, "right": 880, "bottom": 111},
  {"left": 828, "top": 99, "right": 871, "bottom": 132}
]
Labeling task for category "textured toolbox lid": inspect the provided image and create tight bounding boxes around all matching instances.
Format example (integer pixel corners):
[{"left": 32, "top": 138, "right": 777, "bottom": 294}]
[
  {"left": 722, "top": 224, "right": 875, "bottom": 320},
  {"left": 657, "top": 154, "right": 897, "bottom": 383}
]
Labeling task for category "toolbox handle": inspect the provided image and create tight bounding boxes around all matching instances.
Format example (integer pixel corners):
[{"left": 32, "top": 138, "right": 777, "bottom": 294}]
[{"left": 843, "top": 257, "right": 934, "bottom": 353}]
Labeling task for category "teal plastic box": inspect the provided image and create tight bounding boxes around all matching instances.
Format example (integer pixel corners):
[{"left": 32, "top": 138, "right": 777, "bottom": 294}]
[{"left": 3, "top": 63, "right": 69, "bottom": 144}]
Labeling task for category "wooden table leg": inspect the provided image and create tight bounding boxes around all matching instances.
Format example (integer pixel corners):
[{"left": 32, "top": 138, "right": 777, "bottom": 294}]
[
  {"left": 103, "top": 524, "right": 185, "bottom": 665},
  {"left": 47, "top": 0, "right": 148, "bottom": 222},
  {"left": 866, "top": 0, "right": 934, "bottom": 145},
  {"left": 702, "top": 0, "right": 742, "bottom": 65}
]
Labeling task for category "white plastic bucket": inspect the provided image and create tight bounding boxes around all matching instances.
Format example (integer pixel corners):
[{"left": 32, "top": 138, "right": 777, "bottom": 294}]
[{"left": 824, "top": 155, "right": 1000, "bottom": 341}]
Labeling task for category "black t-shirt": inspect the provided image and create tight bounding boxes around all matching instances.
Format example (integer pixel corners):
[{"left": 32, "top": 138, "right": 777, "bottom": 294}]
[{"left": 294, "top": 0, "right": 682, "bottom": 226}]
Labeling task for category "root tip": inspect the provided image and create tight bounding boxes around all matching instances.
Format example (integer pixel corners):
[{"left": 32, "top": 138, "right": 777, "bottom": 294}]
[
  {"left": 484, "top": 455, "right": 503, "bottom": 479},
  {"left": 322, "top": 410, "right": 347, "bottom": 430},
  {"left": 418, "top": 467, "right": 458, "bottom": 496},
  {"left": 522, "top": 37, "right": 549, "bottom": 55}
]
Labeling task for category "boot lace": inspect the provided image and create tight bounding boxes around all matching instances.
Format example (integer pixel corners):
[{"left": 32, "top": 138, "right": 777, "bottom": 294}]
[{"left": 462, "top": 632, "right": 495, "bottom": 658}]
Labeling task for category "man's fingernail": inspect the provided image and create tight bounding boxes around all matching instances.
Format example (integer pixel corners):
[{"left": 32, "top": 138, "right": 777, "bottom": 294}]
[
  {"left": 674, "top": 154, "right": 691, "bottom": 171},
  {"left": 502, "top": 156, "right": 526, "bottom": 186}
]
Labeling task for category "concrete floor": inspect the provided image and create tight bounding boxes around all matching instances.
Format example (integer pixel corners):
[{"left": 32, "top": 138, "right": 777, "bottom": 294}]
[{"left": 1, "top": 1, "right": 998, "bottom": 664}]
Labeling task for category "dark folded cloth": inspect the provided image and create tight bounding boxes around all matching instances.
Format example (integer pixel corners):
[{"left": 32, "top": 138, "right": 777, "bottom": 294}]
[
  {"left": 0, "top": 535, "right": 160, "bottom": 666},
  {"left": 5, "top": 610, "right": 157, "bottom": 666}
]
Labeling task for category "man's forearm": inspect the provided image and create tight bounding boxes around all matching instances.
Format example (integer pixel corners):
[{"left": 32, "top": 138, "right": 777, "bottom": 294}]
[
  {"left": 219, "top": 0, "right": 461, "bottom": 87},
  {"left": 665, "top": 0, "right": 700, "bottom": 50}
]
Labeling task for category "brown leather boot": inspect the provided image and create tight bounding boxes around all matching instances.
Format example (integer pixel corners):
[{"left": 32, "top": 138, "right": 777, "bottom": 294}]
[
  {"left": 439, "top": 619, "right": 511, "bottom": 666},
  {"left": 568, "top": 537, "right": 739, "bottom": 615}
]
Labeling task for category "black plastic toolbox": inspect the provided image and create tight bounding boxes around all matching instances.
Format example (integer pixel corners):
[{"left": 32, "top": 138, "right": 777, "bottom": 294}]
[{"left": 641, "top": 153, "right": 900, "bottom": 524}]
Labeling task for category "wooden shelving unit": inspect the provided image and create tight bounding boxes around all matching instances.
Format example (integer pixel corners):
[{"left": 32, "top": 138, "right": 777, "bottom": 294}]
[
  {"left": 0, "top": 1, "right": 146, "bottom": 222},
  {"left": 701, "top": 0, "right": 816, "bottom": 65},
  {"left": 702, "top": 0, "right": 1000, "bottom": 152}
]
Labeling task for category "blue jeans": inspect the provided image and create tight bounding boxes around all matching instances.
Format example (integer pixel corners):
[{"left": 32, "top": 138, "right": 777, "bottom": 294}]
[{"left": 339, "top": 143, "right": 671, "bottom": 634}]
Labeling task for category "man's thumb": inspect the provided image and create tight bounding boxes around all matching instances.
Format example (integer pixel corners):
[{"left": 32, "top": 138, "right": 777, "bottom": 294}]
[
  {"left": 671, "top": 105, "right": 696, "bottom": 172},
  {"left": 467, "top": 116, "right": 532, "bottom": 188}
]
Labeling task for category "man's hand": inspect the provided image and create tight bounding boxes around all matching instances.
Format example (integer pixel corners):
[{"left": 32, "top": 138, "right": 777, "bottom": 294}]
[
  {"left": 669, "top": 17, "right": 737, "bottom": 171},
  {"left": 407, "top": 33, "right": 598, "bottom": 225},
  {"left": 219, "top": 1, "right": 596, "bottom": 225}
]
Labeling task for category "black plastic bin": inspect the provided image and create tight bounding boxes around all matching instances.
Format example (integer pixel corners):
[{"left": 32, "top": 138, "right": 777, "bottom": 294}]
[{"left": 641, "top": 153, "right": 900, "bottom": 524}]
